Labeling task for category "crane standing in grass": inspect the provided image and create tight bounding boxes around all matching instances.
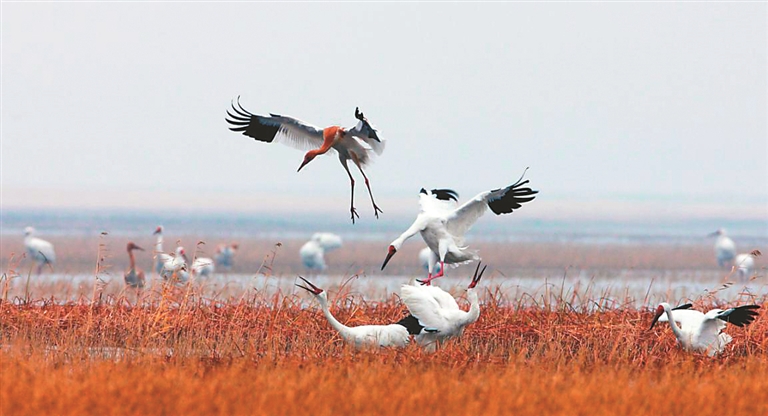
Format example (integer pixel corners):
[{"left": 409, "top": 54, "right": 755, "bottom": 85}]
[
  {"left": 158, "top": 246, "right": 189, "bottom": 284},
  {"left": 400, "top": 263, "right": 487, "bottom": 352},
  {"left": 295, "top": 276, "right": 415, "bottom": 349},
  {"left": 124, "top": 242, "right": 146, "bottom": 289},
  {"left": 214, "top": 243, "right": 239, "bottom": 272},
  {"left": 709, "top": 229, "right": 737, "bottom": 268},
  {"left": 650, "top": 302, "right": 760, "bottom": 356},
  {"left": 382, "top": 174, "right": 537, "bottom": 285},
  {"left": 226, "top": 98, "right": 385, "bottom": 223},
  {"left": 24, "top": 226, "right": 56, "bottom": 275},
  {"left": 153, "top": 225, "right": 168, "bottom": 276}
]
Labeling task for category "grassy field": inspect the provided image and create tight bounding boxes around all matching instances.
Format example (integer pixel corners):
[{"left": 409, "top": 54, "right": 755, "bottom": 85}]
[
  {"left": 1, "top": 278, "right": 767, "bottom": 415},
  {"left": 1, "top": 237, "right": 766, "bottom": 415}
]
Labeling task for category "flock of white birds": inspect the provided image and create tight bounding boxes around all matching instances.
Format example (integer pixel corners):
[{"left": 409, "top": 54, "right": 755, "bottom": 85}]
[{"left": 21, "top": 223, "right": 761, "bottom": 355}]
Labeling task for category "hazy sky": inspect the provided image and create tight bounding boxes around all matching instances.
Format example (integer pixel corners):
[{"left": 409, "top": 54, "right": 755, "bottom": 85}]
[{"left": 2, "top": 2, "right": 766, "bottom": 220}]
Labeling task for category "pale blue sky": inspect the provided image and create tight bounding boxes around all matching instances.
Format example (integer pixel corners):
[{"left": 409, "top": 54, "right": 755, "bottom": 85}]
[{"left": 2, "top": 2, "right": 766, "bottom": 221}]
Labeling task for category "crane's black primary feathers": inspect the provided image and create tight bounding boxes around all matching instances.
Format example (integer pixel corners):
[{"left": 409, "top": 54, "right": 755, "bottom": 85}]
[
  {"left": 354, "top": 107, "right": 380, "bottom": 142},
  {"left": 672, "top": 303, "right": 693, "bottom": 311},
  {"left": 431, "top": 189, "right": 459, "bottom": 202},
  {"left": 487, "top": 180, "right": 538, "bottom": 215},
  {"left": 225, "top": 97, "right": 280, "bottom": 143},
  {"left": 396, "top": 315, "right": 425, "bottom": 335},
  {"left": 717, "top": 305, "right": 760, "bottom": 327}
]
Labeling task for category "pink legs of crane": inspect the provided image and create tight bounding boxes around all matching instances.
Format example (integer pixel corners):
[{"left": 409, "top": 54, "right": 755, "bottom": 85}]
[{"left": 417, "top": 261, "right": 445, "bottom": 286}]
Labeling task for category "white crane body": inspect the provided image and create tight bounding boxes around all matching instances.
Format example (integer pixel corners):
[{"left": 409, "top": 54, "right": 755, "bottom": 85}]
[{"left": 651, "top": 302, "right": 760, "bottom": 356}]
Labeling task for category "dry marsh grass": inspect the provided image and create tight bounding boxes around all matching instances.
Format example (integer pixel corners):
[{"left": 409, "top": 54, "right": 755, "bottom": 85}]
[{"left": 2, "top": 283, "right": 767, "bottom": 415}]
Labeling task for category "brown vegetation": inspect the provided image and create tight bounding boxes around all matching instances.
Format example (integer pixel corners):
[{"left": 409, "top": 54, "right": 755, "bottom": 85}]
[{"left": 1, "top": 283, "right": 767, "bottom": 415}]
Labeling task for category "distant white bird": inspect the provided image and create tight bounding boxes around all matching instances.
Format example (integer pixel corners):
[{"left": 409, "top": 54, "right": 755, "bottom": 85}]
[
  {"left": 159, "top": 246, "right": 189, "bottom": 283},
  {"left": 650, "top": 302, "right": 760, "bottom": 356},
  {"left": 227, "top": 98, "right": 385, "bottom": 223},
  {"left": 124, "top": 242, "right": 146, "bottom": 289},
  {"left": 400, "top": 263, "right": 487, "bottom": 352},
  {"left": 312, "top": 232, "right": 343, "bottom": 251},
  {"left": 419, "top": 247, "right": 442, "bottom": 275},
  {"left": 295, "top": 276, "right": 411, "bottom": 349},
  {"left": 192, "top": 257, "right": 215, "bottom": 277},
  {"left": 24, "top": 227, "right": 56, "bottom": 274},
  {"left": 153, "top": 225, "right": 169, "bottom": 275},
  {"left": 214, "top": 243, "right": 239, "bottom": 271},
  {"left": 300, "top": 233, "right": 343, "bottom": 272},
  {"left": 734, "top": 252, "right": 757, "bottom": 278},
  {"left": 382, "top": 174, "right": 537, "bottom": 285},
  {"left": 709, "top": 229, "right": 736, "bottom": 268}
]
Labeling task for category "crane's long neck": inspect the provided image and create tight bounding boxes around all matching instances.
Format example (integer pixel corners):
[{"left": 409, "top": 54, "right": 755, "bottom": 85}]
[
  {"left": 312, "top": 127, "right": 342, "bottom": 155},
  {"left": 392, "top": 216, "right": 426, "bottom": 249},
  {"left": 664, "top": 307, "right": 685, "bottom": 344},
  {"left": 460, "top": 289, "right": 481, "bottom": 327},
  {"left": 155, "top": 233, "right": 163, "bottom": 253},
  {"left": 128, "top": 249, "right": 137, "bottom": 270},
  {"left": 317, "top": 295, "right": 352, "bottom": 339}
]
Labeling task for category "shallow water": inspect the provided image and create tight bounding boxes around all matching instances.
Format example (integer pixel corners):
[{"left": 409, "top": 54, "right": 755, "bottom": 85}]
[{"left": 7, "top": 267, "right": 765, "bottom": 309}]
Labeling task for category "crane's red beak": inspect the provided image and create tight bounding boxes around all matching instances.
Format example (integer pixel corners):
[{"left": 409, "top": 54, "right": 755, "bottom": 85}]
[
  {"left": 381, "top": 245, "right": 397, "bottom": 271},
  {"left": 649, "top": 305, "right": 664, "bottom": 330},
  {"left": 296, "top": 276, "right": 323, "bottom": 295},
  {"left": 468, "top": 262, "right": 487, "bottom": 289}
]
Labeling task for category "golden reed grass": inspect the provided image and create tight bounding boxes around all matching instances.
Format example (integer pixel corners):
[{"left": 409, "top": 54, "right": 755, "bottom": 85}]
[{"left": 2, "top": 285, "right": 767, "bottom": 415}]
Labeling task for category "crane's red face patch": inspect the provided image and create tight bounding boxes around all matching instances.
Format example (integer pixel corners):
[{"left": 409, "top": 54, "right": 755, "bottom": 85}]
[{"left": 649, "top": 305, "right": 665, "bottom": 330}]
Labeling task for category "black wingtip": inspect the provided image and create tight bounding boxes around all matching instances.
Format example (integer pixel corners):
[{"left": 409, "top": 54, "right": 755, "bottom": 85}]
[
  {"left": 395, "top": 314, "right": 425, "bottom": 335},
  {"left": 431, "top": 189, "right": 459, "bottom": 202},
  {"left": 672, "top": 303, "right": 694, "bottom": 311},
  {"left": 718, "top": 304, "right": 761, "bottom": 327}
]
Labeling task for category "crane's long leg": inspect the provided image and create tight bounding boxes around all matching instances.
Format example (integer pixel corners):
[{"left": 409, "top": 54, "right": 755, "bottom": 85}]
[
  {"left": 350, "top": 154, "right": 383, "bottom": 219},
  {"left": 339, "top": 156, "right": 360, "bottom": 224},
  {"left": 417, "top": 262, "right": 444, "bottom": 286}
]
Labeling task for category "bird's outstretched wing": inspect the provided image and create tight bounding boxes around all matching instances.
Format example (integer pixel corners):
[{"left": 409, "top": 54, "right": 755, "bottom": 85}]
[
  {"left": 348, "top": 107, "right": 385, "bottom": 155},
  {"left": 446, "top": 179, "right": 538, "bottom": 237},
  {"left": 226, "top": 97, "right": 325, "bottom": 151},
  {"left": 401, "top": 285, "right": 452, "bottom": 332},
  {"left": 717, "top": 305, "right": 760, "bottom": 327},
  {"left": 418, "top": 188, "right": 459, "bottom": 215}
]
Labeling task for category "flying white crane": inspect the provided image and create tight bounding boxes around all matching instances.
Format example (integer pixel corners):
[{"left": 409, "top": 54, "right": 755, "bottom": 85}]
[
  {"left": 300, "top": 233, "right": 343, "bottom": 272},
  {"left": 400, "top": 263, "right": 487, "bottom": 352},
  {"left": 381, "top": 174, "right": 537, "bottom": 285},
  {"left": 214, "top": 243, "right": 239, "bottom": 271},
  {"left": 650, "top": 302, "right": 760, "bottom": 356},
  {"left": 226, "top": 98, "right": 385, "bottom": 223},
  {"left": 709, "top": 229, "right": 736, "bottom": 268},
  {"left": 24, "top": 227, "right": 56, "bottom": 274},
  {"left": 295, "top": 276, "right": 412, "bottom": 349},
  {"left": 124, "top": 242, "right": 146, "bottom": 289}
]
